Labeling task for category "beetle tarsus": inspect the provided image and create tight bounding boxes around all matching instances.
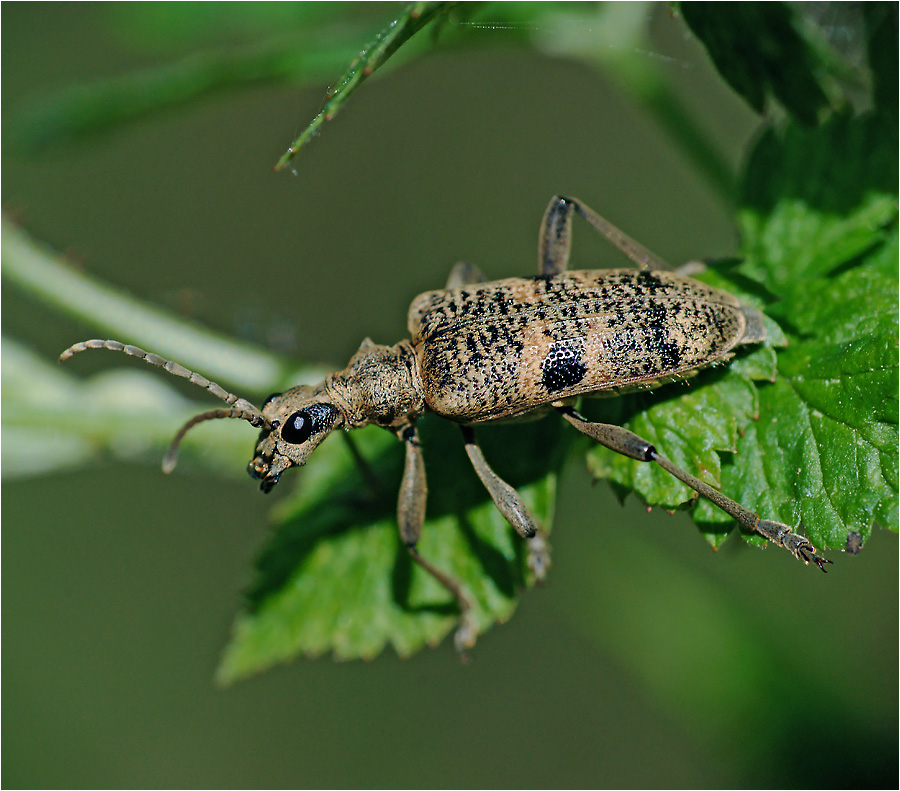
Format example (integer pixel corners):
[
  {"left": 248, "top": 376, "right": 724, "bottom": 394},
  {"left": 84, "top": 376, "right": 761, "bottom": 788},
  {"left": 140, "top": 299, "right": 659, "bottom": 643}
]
[
  {"left": 526, "top": 530, "right": 552, "bottom": 583},
  {"left": 754, "top": 520, "right": 831, "bottom": 570},
  {"left": 454, "top": 616, "right": 478, "bottom": 656}
]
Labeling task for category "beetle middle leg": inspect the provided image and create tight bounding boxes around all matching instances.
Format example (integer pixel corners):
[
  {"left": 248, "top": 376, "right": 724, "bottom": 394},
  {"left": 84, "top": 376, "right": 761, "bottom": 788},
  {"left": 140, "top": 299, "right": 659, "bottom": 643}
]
[
  {"left": 445, "top": 261, "right": 486, "bottom": 289},
  {"left": 556, "top": 406, "right": 832, "bottom": 570},
  {"left": 538, "top": 195, "right": 672, "bottom": 275},
  {"left": 397, "top": 423, "right": 478, "bottom": 650},
  {"left": 460, "top": 426, "right": 552, "bottom": 582}
]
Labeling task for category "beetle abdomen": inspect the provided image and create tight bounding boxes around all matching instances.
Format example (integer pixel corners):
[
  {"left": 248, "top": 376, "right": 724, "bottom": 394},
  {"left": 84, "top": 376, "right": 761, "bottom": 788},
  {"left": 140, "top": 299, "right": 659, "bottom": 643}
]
[{"left": 409, "top": 269, "right": 759, "bottom": 422}]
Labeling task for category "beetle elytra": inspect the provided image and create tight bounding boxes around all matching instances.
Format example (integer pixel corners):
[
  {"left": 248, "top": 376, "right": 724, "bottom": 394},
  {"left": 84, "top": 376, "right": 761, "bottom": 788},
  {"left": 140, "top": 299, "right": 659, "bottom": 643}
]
[{"left": 60, "top": 195, "right": 830, "bottom": 651}]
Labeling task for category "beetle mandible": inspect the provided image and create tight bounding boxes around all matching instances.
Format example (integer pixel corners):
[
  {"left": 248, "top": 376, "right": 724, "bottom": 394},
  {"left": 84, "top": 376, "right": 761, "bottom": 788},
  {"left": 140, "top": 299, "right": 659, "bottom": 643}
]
[{"left": 61, "top": 195, "right": 830, "bottom": 651}]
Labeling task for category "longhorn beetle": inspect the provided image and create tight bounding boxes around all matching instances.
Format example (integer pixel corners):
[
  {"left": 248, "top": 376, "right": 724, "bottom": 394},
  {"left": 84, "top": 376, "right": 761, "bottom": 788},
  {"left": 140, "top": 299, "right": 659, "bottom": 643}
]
[{"left": 61, "top": 195, "right": 830, "bottom": 651}]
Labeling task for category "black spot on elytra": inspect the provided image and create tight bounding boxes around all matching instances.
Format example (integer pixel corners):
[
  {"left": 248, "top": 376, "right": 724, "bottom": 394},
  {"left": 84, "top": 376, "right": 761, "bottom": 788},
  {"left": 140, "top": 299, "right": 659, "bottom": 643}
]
[{"left": 541, "top": 338, "right": 587, "bottom": 393}]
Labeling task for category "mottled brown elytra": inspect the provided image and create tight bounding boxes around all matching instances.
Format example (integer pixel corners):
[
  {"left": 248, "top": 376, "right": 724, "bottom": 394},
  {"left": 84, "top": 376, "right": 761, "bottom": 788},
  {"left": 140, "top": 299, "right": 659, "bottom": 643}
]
[{"left": 61, "top": 196, "right": 830, "bottom": 650}]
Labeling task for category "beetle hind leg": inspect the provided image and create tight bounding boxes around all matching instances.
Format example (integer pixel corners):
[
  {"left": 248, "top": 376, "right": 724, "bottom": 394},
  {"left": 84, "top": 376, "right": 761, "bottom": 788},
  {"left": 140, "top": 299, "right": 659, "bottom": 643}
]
[
  {"left": 557, "top": 406, "right": 832, "bottom": 570},
  {"left": 396, "top": 424, "right": 478, "bottom": 651},
  {"left": 538, "top": 195, "right": 672, "bottom": 275}
]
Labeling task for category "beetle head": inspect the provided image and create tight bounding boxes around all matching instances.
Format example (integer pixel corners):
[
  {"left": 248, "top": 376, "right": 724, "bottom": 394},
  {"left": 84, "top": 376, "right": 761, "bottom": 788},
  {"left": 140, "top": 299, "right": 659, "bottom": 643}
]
[{"left": 247, "top": 386, "right": 343, "bottom": 493}]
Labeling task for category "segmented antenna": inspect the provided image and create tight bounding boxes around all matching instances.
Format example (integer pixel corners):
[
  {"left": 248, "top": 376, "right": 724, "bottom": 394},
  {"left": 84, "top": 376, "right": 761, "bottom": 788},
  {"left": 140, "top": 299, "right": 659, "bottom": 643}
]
[
  {"left": 162, "top": 407, "right": 264, "bottom": 474},
  {"left": 59, "top": 339, "right": 272, "bottom": 471}
]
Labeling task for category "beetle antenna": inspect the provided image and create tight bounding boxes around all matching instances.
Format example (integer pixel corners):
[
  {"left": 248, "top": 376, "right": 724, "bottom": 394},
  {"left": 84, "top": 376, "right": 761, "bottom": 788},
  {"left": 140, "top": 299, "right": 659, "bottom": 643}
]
[
  {"left": 59, "top": 339, "right": 265, "bottom": 418},
  {"left": 162, "top": 407, "right": 270, "bottom": 473}
]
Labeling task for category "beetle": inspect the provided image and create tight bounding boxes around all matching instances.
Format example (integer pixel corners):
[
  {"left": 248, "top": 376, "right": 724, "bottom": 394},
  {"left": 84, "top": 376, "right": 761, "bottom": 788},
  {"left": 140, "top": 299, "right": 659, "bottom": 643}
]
[{"left": 60, "top": 195, "right": 830, "bottom": 650}]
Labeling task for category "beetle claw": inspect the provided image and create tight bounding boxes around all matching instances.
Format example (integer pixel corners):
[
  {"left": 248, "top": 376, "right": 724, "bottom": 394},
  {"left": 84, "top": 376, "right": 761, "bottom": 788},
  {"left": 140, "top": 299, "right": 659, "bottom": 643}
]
[
  {"left": 809, "top": 552, "right": 833, "bottom": 572},
  {"left": 797, "top": 540, "right": 832, "bottom": 572}
]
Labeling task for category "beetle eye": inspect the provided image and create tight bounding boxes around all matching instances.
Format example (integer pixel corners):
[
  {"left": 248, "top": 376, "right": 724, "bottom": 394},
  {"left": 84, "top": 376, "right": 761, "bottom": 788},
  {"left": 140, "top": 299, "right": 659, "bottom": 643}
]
[
  {"left": 281, "top": 411, "right": 315, "bottom": 445},
  {"left": 261, "top": 392, "right": 281, "bottom": 409},
  {"left": 279, "top": 404, "right": 336, "bottom": 445}
]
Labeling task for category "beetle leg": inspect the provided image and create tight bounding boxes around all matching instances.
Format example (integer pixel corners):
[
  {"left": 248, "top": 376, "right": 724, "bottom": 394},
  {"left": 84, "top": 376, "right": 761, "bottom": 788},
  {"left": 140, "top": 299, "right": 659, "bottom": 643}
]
[
  {"left": 538, "top": 195, "right": 672, "bottom": 275},
  {"left": 397, "top": 425, "right": 427, "bottom": 546},
  {"left": 557, "top": 406, "right": 832, "bottom": 571},
  {"left": 674, "top": 260, "right": 707, "bottom": 278},
  {"left": 460, "top": 426, "right": 549, "bottom": 580},
  {"left": 460, "top": 426, "right": 539, "bottom": 540},
  {"left": 445, "top": 261, "right": 486, "bottom": 289},
  {"left": 397, "top": 424, "right": 478, "bottom": 651}
]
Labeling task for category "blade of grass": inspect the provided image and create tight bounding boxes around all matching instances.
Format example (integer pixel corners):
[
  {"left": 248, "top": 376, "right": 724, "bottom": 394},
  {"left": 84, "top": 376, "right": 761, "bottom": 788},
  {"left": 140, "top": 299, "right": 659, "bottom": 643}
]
[{"left": 273, "top": 2, "right": 458, "bottom": 172}]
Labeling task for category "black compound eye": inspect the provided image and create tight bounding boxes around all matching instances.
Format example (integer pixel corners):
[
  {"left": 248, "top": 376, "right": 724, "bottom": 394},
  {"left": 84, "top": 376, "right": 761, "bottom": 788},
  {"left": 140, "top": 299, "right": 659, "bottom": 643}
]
[
  {"left": 281, "top": 411, "right": 315, "bottom": 445},
  {"left": 279, "top": 404, "right": 336, "bottom": 445}
]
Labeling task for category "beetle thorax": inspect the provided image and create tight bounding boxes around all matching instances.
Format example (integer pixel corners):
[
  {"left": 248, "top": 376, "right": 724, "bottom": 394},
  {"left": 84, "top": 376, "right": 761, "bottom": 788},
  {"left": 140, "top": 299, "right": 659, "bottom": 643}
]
[{"left": 325, "top": 339, "right": 425, "bottom": 430}]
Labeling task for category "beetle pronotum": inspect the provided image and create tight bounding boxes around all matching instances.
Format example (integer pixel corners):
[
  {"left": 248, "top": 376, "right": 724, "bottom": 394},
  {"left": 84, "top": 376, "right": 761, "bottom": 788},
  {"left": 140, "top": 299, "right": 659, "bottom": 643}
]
[{"left": 61, "top": 195, "right": 830, "bottom": 650}]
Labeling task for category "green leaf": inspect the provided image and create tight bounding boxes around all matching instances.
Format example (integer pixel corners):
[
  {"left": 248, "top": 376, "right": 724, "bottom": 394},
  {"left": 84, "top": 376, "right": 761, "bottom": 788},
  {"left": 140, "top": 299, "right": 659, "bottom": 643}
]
[
  {"left": 584, "top": 338, "right": 778, "bottom": 547},
  {"left": 587, "top": 110, "right": 898, "bottom": 554},
  {"left": 680, "top": 2, "right": 851, "bottom": 123},
  {"left": 218, "top": 415, "right": 566, "bottom": 681}
]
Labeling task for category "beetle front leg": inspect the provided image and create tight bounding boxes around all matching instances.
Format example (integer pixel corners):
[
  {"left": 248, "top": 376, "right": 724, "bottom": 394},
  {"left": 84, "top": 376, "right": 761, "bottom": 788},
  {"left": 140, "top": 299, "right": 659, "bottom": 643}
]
[
  {"left": 397, "top": 425, "right": 478, "bottom": 652},
  {"left": 538, "top": 195, "right": 672, "bottom": 275},
  {"left": 557, "top": 406, "right": 832, "bottom": 571}
]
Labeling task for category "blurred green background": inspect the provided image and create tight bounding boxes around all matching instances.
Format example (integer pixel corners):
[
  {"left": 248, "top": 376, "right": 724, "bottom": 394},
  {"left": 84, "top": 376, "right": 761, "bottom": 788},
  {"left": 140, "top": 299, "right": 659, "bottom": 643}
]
[{"left": 3, "top": 3, "right": 897, "bottom": 788}]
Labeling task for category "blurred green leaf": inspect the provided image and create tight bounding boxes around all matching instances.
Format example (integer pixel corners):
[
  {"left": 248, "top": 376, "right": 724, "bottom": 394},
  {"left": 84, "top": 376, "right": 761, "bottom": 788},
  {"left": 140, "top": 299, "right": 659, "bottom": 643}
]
[
  {"left": 0, "top": 217, "right": 314, "bottom": 479},
  {"left": 680, "top": 2, "right": 849, "bottom": 123},
  {"left": 7, "top": 4, "right": 418, "bottom": 152},
  {"left": 864, "top": 3, "right": 899, "bottom": 120}
]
